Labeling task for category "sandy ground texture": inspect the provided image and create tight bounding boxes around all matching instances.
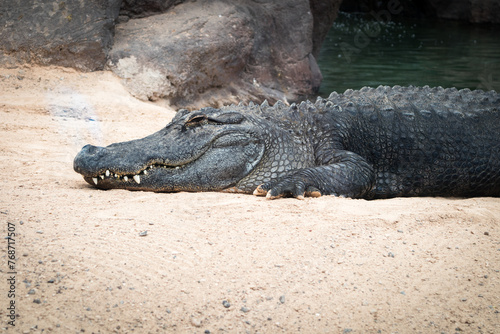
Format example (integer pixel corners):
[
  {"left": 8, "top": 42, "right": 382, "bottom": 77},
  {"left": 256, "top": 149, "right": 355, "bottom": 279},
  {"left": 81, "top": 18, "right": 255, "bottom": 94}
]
[{"left": 0, "top": 66, "right": 499, "bottom": 334}]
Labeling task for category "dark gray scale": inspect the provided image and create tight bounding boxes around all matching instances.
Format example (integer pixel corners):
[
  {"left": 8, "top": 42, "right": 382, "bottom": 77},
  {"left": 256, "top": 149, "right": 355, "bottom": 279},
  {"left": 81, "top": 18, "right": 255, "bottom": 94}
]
[{"left": 309, "top": 86, "right": 500, "bottom": 198}]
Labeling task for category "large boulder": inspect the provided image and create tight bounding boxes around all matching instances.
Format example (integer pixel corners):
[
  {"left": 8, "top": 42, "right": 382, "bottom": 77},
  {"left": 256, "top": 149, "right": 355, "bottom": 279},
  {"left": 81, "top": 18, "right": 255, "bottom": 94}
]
[
  {"left": 0, "top": 0, "right": 343, "bottom": 107},
  {"left": 0, "top": 0, "right": 121, "bottom": 71},
  {"left": 107, "top": 0, "right": 326, "bottom": 108}
]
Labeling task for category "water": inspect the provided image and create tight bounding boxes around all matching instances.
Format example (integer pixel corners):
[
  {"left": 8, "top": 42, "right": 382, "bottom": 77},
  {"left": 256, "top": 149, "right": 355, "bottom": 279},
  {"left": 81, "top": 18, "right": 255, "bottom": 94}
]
[{"left": 317, "top": 12, "right": 500, "bottom": 96}]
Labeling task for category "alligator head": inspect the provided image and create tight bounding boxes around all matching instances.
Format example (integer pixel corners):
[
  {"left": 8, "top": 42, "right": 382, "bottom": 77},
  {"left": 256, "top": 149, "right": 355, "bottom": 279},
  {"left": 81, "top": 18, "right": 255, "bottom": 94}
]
[{"left": 74, "top": 106, "right": 312, "bottom": 194}]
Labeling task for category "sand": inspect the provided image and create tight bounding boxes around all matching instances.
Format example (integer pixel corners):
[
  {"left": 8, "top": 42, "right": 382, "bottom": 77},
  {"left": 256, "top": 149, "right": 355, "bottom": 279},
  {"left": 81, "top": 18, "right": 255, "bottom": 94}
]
[{"left": 0, "top": 66, "right": 499, "bottom": 333}]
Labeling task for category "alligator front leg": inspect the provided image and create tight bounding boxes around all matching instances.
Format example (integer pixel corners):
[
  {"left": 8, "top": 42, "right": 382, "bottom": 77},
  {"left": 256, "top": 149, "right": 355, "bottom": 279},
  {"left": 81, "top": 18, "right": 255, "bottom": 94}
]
[{"left": 253, "top": 151, "right": 375, "bottom": 199}]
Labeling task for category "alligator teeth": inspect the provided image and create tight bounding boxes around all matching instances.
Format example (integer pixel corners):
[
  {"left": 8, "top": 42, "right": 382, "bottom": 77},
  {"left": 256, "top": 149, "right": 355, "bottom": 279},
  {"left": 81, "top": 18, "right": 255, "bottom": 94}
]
[{"left": 94, "top": 164, "right": 183, "bottom": 185}]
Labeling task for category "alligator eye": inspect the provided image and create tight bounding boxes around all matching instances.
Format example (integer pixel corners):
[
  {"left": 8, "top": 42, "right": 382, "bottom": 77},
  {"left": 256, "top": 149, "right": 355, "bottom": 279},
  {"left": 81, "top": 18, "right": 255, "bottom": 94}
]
[{"left": 185, "top": 114, "right": 207, "bottom": 127}]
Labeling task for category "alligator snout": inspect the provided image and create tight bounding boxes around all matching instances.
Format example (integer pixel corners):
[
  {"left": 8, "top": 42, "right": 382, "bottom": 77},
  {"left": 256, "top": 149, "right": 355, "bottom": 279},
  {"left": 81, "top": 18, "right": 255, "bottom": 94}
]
[
  {"left": 73, "top": 144, "right": 107, "bottom": 176},
  {"left": 79, "top": 144, "right": 103, "bottom": 156}
]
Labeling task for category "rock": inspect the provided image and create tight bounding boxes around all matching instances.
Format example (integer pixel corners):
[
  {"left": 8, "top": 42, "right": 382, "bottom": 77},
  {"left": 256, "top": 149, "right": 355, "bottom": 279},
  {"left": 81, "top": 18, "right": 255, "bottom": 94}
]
[
  {"left": 0, "top": 0, "right": 121, "bottom": 71},
  {"left": 190, "top": 316, "right": 202, "bottom": 327},
  {"left": 108, "top": 0, "right": 325, "bottom": 108},
  {"left": 120, "top": 0, "right": 185, "bottom": 19},
  {"left": 1, "top": 0, "right": 342, "bottom": 105}
]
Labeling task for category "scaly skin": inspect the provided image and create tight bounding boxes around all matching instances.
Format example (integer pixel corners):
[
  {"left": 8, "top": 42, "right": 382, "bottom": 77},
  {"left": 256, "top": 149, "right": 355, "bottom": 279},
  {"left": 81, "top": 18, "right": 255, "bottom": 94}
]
[{"left": 74, "top": 85, "right": 500, "bottom": 199}]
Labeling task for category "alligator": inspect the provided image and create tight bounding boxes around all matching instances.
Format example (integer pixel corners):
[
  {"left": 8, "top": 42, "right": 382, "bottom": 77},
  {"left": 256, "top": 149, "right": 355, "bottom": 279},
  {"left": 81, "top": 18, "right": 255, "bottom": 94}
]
[{"left": 74, "top": 85, "right": 500, "bottom": 199}]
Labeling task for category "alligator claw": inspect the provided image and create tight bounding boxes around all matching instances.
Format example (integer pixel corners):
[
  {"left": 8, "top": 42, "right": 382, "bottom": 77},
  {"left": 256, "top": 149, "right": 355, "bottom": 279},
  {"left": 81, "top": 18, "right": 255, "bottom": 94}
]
[
  {"left": 305, "top": 190, "right": 322, "bottom": 198},
  {"left": 253, "top": 184, "right": 268, "bottom": 197},
  {"left": 253, "top": 183, "right": 322, "bottom": 200},
  {"left": 265, "top": 190, "right": 283, "bottom": 200}
]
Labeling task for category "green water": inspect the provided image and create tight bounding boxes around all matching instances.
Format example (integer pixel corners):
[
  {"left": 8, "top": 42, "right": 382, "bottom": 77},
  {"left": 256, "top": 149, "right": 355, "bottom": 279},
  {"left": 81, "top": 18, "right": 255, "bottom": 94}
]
[{"left": 317, "top": 12, "right": 500, "bottom": 95}]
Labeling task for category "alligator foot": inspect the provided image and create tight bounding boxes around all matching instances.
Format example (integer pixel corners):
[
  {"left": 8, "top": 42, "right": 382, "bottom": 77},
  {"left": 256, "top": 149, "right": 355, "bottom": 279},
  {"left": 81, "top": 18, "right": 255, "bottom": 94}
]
[{"left": 253, "top": 184, "right": 322, "bottom": 200}]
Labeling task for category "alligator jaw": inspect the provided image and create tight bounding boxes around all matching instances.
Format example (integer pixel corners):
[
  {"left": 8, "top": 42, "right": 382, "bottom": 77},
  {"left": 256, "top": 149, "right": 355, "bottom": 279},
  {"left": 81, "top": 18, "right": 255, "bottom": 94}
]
[{"left": 83, "top": 162, "right": 189, "bottom": 189}]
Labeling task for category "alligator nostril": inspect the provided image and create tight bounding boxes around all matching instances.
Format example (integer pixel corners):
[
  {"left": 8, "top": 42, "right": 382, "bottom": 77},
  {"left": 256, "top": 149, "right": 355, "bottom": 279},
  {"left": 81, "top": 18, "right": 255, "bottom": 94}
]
[
  {"left": 81, "top": 144, "right": 103, "bottom": 156},
  {"left": 74, "top": 144, "right": 107, "bottom": 174}
]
